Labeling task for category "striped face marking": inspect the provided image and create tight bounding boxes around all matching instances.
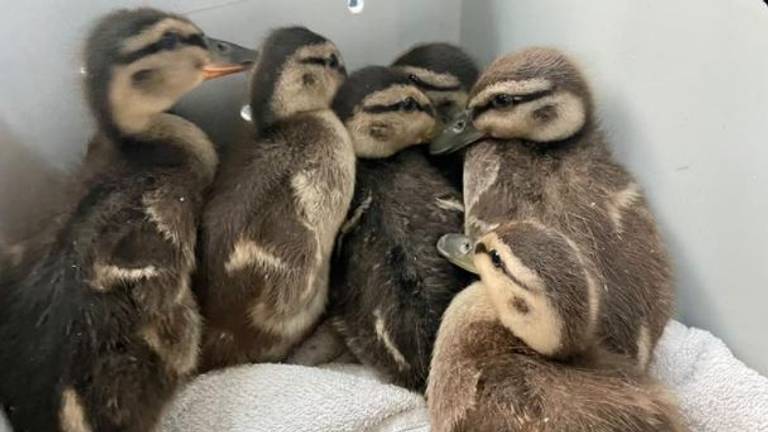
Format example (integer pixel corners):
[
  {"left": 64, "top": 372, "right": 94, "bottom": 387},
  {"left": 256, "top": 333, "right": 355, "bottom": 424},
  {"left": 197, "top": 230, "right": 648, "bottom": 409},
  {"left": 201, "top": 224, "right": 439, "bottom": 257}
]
[
  {"left": 346, "top": 84, "right": 436, "bottom": 158},
  {"left": 108, "top": 19, "right": 212, "bottom": 133},
  {"left": 473, "top": 232, "right": 563, "bottom": 357}
]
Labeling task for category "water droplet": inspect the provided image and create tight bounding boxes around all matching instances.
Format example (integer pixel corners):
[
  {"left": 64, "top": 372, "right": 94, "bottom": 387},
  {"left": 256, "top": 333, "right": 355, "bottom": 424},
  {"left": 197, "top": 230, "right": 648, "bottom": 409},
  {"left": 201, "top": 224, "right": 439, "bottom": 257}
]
[
  {"left": 348, "top": 0, "right": 364, "bottom": 14},
  {"left": 240, "top": 104, "right": 252, "bottom": 122},
  {"left": 80, "top": 66, "right": 88, "bottom": 76}
]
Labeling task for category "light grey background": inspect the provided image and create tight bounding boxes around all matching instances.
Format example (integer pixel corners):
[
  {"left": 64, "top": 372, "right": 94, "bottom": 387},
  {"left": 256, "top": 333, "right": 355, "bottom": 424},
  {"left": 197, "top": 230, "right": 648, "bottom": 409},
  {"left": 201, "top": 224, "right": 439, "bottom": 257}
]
[{"left": 0, "top": 0, "right": 766, "bottom": 374}]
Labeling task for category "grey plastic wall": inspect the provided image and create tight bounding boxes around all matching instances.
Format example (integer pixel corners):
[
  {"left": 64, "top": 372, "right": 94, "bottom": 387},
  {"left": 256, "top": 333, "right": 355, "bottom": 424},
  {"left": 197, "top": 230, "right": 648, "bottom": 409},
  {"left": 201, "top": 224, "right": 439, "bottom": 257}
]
[{"left": 461, "top": 0, "right": 768, "bottom": 374}]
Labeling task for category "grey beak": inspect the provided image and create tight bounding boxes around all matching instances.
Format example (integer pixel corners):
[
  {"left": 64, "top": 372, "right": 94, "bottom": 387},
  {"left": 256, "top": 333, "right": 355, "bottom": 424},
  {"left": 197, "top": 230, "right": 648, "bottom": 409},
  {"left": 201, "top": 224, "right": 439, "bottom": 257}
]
[{"left": 429, "top": 109, "right": 487, "bottom": 155}]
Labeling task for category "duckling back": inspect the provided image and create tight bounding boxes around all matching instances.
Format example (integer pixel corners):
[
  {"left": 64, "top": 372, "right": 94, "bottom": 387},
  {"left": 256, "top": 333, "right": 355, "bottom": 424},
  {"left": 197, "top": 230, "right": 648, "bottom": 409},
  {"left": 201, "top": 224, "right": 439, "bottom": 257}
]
[
  {"left": 331, "top": 148, "right": 470, "bottom": 390},
  {"left": 327, "top": 66, "right": 471, "bottom": 390},
  {"left": 434, "top": 48, "right": 674, "bottom": 369},
  {"left": 197, "top": 27, "right": 353, "bottom": 369}
]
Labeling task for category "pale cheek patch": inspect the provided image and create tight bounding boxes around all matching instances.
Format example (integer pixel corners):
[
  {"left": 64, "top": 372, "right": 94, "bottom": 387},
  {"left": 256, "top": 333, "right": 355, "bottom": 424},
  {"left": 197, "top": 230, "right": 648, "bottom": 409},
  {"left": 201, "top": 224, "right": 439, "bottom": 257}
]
[
  {"left": 476, "top": 237, "right": 562, "bottom": 356},
  {"left": 472, "top": 91, "right": 585, "bottom": 143},
  {"left": 355, "top": 114, "right": 433, "bottom": 160},
  {"left": 60, "top": 387, "right": 92, "bottom": 432},
  {"left": 497, "top": 285, "right": 563, "bottom": 357},
  {"left": 526, "top": 92, "right": 585, "bottom": 142},
  {"left": 347, "top": 115, "right": 394, "bottom": 158},
  {"left": 272, "top": 43, "right": 343, "bottom": 120},
  {"left": 110, "top": 49, "right": 207, "bottom": 134},
  {"left": 373, "top": 308, "right": 410, "bottom": 370},
  {"left": 474, "top": 106, "right": 537, "bottom": 141},
  {"left": 225, "top": 239, "right": 288, "bottom": 274}
]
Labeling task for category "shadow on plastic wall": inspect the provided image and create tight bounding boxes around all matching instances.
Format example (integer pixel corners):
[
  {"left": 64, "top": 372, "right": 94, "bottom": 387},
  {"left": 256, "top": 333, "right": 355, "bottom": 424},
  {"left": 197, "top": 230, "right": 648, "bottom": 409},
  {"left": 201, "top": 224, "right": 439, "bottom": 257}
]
[{"left": 0, "top": 119, "right": 70, "bottom": 247}]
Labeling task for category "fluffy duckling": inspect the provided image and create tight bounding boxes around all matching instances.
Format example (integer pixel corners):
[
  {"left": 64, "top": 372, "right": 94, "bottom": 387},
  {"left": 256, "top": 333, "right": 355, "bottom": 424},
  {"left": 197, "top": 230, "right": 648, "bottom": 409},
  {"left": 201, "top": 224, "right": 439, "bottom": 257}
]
[
  {"left": 432, "top": 48, "right": 674, "bottom": 369},
  {"left": 427, "top": 222, "right": 686, "bottom": 432},
  {"left": 196, "top": 27, "right": 353, "bottom": 370},
  {"left": 392, "top": 43, "right": 479, "bottom": 188},
  {"left": 328, "top": 66, "right": 470, "bottom": 391},
  {"left": 0, "top": 8, "right": 255, "bottom": 432}
]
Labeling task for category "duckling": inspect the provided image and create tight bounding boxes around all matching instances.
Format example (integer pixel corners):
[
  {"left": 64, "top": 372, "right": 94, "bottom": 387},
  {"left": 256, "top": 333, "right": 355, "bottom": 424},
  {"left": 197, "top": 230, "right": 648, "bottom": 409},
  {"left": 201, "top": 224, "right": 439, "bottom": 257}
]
[
  {"left": 196, "top": 27, "right": 352, "bottom": 370},
  {"left": 0, "top": 8, "right": 255, "bottom": 432},
  {"left": 391, "top": 43, "right": 479, "bottom": 188},
  {"left": 327, "top": 66, "right": 470, "bottom": 391},
  {"left": 432, "top": 48, "right": 674, "bottom": 369},
  {"left": 427, "top": 222, "right": 686, "bottom": 432}
]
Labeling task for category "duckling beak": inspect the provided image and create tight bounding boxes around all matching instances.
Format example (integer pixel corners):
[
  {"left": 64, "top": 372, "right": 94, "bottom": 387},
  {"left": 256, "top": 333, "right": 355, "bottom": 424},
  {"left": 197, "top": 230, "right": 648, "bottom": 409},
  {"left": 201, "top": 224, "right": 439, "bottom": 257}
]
[
  {"left": 437, "top": 233, "right": 478, "bottom": 274},
  {"left": 429, "top": 109, "right": 486, "bottom": 155},
  {"left": 202, "top": 37, "right": 259, "bottom": 80}
]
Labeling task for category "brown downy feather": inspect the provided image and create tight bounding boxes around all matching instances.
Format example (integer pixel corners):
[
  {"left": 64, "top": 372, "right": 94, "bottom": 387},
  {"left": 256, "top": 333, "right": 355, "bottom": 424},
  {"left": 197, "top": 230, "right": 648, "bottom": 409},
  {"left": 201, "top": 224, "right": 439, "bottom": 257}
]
[
  {"left": 428, "top": 284, "right": 687, "bottom": 432},
  {"left": 195, "top": 27, "right": 353, "bottom": 370},
  {"left": 454, "top": 48, "right": 674, "bottom": 369}
]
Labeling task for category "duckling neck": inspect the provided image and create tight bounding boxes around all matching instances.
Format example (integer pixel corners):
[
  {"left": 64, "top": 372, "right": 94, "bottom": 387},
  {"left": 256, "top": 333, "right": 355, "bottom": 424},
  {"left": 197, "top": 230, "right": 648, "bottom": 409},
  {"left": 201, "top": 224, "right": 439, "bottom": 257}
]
[{"left": 106, "top": 113, "right": 218, "bottom": 182}]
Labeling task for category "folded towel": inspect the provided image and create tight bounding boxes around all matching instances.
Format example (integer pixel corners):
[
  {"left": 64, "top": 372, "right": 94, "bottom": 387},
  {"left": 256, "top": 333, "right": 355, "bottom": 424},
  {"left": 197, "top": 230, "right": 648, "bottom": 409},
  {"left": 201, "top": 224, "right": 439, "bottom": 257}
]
[
  {"left": 159, "top": 363, "right": 430, "bottom": 432},
  {"left": 1, "top": 320, "right": 766, "bottom": 432},
  {"left": 650, "top": 320, "right": 768, "bottom": 432}
]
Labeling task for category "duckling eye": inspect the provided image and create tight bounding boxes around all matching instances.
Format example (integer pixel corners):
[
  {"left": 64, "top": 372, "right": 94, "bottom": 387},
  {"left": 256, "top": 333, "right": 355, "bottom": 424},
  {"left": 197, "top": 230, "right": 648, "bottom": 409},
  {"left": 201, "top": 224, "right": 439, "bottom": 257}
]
[
  {"left": 492, "top": 94, "right": 514, "bottom": 109},
  {"left": 408, "top": 74, "right": 420, "bottom": 83},
  {"left": 489, "top": 249, "right": 503, "bottom": 269},
  {"left": 159, "top": 32, "right": 180, "bottom": 50},
  {"left": 400, "top": 97, "right": 418, "bottom": 112},
  {"left": 132, "top": 69, "right": 153, "bottom": 84},
  {"left": 328, "top": 53, "right": 340, "bottom": 68}
]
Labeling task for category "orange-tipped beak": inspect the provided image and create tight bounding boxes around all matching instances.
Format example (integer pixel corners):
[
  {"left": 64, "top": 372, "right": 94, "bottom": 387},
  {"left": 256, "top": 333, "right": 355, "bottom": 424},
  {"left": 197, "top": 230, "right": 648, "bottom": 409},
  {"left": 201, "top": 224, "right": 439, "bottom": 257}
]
[
  {"left": 201, "top": 36, "right": 258, "bottom": 80},
  {"left": 202, "top": 64, "right": 249, "bottom": 80}
]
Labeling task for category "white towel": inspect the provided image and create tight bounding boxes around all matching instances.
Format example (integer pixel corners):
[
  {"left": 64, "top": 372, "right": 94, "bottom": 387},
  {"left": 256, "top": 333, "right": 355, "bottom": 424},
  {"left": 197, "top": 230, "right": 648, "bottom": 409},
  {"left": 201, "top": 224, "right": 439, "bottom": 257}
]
[
  {"left": 159, "top": 363, "right": 429, "bottom": 432},
  {"left": 1, "top": 320, "right": 766, "bottom": 432},
  {"left": 650, "top": 320, "right": 768, "bottom": 432}
]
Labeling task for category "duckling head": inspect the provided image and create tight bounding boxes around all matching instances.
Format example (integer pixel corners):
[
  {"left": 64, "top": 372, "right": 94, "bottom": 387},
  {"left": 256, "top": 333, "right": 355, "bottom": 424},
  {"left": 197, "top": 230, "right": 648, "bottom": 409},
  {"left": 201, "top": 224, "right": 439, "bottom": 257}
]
[
  {"left": 332, "top": 66, "right": 437, "bottom": 158},
  {"left": 391, "top": 43, "right": 479, "bottom": 123},
  {"left": 248, "top": 26, "right": 346, "bottom": 130},
  {"left": 471, "top": 221, "right": 599, "bottom": 360},
  {"left": 430, "top": 47, "right": 593, "bottom": 155},
  {"left": 84, "top": 8, "right": 257, "bottom": 137}
]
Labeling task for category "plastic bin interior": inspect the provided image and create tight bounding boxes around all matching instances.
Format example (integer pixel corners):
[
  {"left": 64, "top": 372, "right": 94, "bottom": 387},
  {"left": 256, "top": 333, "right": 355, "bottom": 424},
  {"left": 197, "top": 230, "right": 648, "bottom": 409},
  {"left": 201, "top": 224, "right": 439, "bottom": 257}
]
[{"left": 0, "top": 0, "right": 765, "bottom": 374}]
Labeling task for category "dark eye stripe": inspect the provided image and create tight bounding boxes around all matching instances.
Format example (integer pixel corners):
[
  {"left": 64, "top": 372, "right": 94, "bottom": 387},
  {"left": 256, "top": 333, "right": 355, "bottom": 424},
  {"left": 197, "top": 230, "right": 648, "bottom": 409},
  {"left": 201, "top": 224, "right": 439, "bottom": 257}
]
[
  {"left": 407, "top": 74, "right": 462, "bottom": 92},
  {"left": 299, "top": 57, "right": 328, "bottom": 66},
  {"left": 362, "top": 102, "right": 433, "bottom": 116},
  {"left": 474, "top": 243, "right": 534, "bottom": 292},
  {"left": 117, "top": 33, "right": 206, "bottom": 64},
  {"left": 472, "top": 89, "right": 554, "bottom": 118}
]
